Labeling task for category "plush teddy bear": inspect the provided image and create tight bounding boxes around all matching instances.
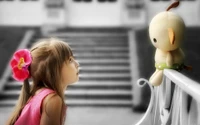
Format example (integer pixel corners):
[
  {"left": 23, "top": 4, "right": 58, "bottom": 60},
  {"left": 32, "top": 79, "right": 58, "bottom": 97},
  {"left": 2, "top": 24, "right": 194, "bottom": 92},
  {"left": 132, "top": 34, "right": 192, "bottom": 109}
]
[{"left": 149, "top": 1, "right": 191, "bottom": 86}]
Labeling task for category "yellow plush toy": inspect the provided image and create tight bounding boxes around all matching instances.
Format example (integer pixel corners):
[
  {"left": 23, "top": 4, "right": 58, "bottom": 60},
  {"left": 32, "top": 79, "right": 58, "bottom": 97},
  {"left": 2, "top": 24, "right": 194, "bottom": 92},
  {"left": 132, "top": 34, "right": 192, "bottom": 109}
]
[{"left": 149, "top": 1, "right": 191, "bottom": 86}]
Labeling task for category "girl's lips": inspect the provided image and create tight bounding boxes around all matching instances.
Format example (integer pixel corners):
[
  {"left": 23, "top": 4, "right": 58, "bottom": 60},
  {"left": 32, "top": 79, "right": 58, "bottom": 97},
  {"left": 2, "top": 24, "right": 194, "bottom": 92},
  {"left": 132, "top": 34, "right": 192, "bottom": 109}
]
[{"left": 77, "top": 68, "right": 80, "bottom": 75}]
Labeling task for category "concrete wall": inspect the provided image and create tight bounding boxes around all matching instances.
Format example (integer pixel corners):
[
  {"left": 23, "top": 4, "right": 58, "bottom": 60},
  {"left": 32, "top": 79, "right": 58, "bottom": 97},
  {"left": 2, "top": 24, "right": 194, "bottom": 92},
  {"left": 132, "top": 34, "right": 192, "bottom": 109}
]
[
  {"left": 0, "top": 1, "right": 45, "bottom": 26},
  {"left": 0, "top": 0, "right": 146, "bottom": 27},
  {"left": 65, "top": 0, "right": 123, "bottom": 27},
  {"left": 0, "top": 0, "right": 199, "bottom": 27},
  {"left": 0, "top": 0, "right": 65, "bottom": 26}
]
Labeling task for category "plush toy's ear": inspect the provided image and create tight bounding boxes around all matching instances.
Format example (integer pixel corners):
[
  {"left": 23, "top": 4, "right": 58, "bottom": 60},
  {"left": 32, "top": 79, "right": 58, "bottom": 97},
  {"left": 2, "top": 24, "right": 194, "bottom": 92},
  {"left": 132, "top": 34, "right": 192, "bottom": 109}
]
[{"left": 166, "top": 1, "right": 179, "bottom": 11}]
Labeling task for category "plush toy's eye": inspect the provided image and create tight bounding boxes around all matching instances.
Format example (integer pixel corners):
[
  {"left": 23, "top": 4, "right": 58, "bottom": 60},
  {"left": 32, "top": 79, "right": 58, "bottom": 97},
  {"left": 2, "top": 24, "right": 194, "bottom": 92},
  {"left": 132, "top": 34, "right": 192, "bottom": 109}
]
[{"left": 153, "top": 38, "right": 157, "bottom": 43}]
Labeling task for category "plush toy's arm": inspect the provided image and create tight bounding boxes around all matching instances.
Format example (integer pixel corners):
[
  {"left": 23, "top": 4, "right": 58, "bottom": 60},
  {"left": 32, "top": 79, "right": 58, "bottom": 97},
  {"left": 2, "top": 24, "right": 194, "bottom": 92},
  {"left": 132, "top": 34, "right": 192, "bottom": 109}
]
[{"left": 166, "top": 52, "right": 173, "bottom": 67}]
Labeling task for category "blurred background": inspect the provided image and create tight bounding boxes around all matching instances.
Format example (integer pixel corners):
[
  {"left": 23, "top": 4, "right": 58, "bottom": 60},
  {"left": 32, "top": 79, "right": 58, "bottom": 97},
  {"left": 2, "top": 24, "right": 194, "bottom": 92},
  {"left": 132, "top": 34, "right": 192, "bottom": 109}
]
[{"left": 0, "top": 0, "right": 200, "bottom": 125}]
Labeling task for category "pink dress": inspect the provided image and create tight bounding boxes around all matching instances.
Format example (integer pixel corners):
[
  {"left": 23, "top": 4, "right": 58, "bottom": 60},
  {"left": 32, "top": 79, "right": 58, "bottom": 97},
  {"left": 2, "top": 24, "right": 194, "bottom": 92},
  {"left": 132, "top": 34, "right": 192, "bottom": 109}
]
[{"left": 14, "top": 88, "right": 65, "bottom": 125}]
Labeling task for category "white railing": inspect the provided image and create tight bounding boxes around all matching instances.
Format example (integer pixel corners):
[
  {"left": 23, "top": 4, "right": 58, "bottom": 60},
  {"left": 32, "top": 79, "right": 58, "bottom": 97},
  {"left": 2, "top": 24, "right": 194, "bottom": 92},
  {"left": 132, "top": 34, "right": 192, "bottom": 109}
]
[{"left": 135, "top": 69, "right": 200, "bottom": 125}]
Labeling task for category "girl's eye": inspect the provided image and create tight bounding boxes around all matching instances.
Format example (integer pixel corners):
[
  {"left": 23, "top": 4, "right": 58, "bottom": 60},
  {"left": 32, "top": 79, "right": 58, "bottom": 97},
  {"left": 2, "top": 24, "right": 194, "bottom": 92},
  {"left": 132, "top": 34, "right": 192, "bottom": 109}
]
[
  {"left": 69, "top": 57, "right": 75, "bottom": 63},
  {"left": 69, "top": 58, "right": 73, "bottom": 62}
]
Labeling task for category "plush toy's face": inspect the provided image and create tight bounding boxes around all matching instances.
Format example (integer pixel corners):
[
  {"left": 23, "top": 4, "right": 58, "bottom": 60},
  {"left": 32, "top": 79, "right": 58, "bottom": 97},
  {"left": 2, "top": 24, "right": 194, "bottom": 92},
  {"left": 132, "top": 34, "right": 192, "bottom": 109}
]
[{"left": 149, "top": 11, "right": 185, "bottom": 51}]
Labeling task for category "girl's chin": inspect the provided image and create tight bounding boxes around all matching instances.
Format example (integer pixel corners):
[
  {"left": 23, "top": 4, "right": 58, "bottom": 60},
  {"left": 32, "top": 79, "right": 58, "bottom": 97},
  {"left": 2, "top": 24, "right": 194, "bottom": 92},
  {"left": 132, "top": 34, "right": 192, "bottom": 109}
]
[
  {"left": 75, "top": 77, "right": 79, "bottom": 83},
  {"left": 69, "top": 78, "right": 79, "bottom": 85}
]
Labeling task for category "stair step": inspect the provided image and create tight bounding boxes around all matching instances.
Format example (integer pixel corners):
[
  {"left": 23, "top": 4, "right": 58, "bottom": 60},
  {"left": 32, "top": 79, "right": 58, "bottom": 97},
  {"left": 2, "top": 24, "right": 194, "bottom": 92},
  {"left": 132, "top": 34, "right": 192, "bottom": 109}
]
[
  {"left": 74, "top": 53, "right": 129, "bottom": 58},
  {"left": 0, "top": 99, "right": 132, "bottom": 107},
  {"left": 45, "top": 32, "right": 127, "bottom": 38},
  {"left": 77, "top": 73, "right": 131, "bottom": 81},
  {"left": 69, "top": 45, "right": 127, "bottom": 48},
  {"left": 73, "top": 50, "right": 128, "bottom": 54},
  {"left": 7, "top": 81, "right": 131, "bottom": 85},
  {"left": 77, "top": 59, "right": 129, "bottom": 64},
  {"left": 76, "top": 56, "right": 128, "bottom": 60},
  {"left": 54, "top": 27, "right": 128, "bottom": 33},
  {"left": 0, "top": 90, "right": 132, "bottom": 100},
  {"left": 8, "top": 72, "right": 130, "bottom": 78},
  {"left": 1, "top": 89, "right": 131, "bottom": 96},
  {"left": 7, "top": 73, "right": 131, "bottom": 82},
  {"left": 72, "top": 51, "right": 128, "bottom": 56},
  {"left": 29, "top": 38, "right": 128, "bottom": 51},
  {"left": 67, "top": 42, "right": 128, "bottom": 46},
  {"left": 79, "top": 70, "right": 130, "bottom": 74},
  {"left": 79, "top": 71, "right": 130, "bottom": 74},
  {"left": 79, "top": 66, "right": 129, "bottom": 71},
  {"left": 33, "top": 39, "right": 128, "bottom": 45},
  {"left": 6, "top": 81, "right": 131, "bottom": 89},
  {"left": 65, "top": 99, "right": 132, "bottom": 106},
  {"left": 34, "top": 37, "right": 128, "bottom": 44},
  {"left": 71, "top": 46, "right": 128, "bottom": 51},
  {"left": 79, "top": 73, "right": 130, "bottom": 77},
  {"left": 9, "top": 66, "right": 130, "bottom": 74}
]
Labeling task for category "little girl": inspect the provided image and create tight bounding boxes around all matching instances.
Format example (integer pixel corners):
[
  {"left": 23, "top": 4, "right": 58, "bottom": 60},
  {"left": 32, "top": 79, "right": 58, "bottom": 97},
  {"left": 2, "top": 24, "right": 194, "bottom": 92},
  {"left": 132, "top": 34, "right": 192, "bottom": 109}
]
[{"left": 6, "top": 38, "right": 79, "bottom": 125}]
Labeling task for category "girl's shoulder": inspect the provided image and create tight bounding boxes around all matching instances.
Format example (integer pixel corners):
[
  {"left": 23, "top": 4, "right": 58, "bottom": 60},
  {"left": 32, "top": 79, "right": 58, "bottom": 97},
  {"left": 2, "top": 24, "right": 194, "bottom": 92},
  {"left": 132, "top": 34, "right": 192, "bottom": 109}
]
[
  {"left": 43, "top": 92, "right": 62, "bottom": 109},
  {"left": 42, "top": 90, "right": 63, "bottom": 114},
  {"left": 40, "top": 91, "right": 64, "bottom": 124}
]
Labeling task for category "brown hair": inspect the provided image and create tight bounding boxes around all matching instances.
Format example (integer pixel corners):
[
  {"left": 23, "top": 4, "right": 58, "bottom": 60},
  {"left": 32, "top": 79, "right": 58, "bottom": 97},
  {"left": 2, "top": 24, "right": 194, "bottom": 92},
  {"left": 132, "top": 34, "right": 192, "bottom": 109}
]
[{"left": 7, "top": 38, "right": 73, "bottom": 125}]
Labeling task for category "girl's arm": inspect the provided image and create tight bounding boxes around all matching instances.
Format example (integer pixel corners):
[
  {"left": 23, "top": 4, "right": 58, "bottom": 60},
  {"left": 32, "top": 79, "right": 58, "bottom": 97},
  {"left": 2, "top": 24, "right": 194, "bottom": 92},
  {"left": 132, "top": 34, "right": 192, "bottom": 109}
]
[{"left": 40, "top": 94, "right": 63, "bottom": 125}]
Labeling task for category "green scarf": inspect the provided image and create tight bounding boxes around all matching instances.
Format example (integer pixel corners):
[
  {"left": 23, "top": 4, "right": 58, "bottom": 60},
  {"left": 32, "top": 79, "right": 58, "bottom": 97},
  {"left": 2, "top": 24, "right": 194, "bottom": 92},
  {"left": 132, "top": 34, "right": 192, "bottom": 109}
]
[{"left": 155, "top": 63, "right": 184, "bottom": 70}]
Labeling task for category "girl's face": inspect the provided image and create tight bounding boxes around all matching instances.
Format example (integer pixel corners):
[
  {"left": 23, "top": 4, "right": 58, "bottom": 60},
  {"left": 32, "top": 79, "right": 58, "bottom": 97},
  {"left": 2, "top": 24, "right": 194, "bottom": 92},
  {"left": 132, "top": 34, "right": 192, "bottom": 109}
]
[{"left": 61, "top": 56, "right": 79, "bottom": 86}]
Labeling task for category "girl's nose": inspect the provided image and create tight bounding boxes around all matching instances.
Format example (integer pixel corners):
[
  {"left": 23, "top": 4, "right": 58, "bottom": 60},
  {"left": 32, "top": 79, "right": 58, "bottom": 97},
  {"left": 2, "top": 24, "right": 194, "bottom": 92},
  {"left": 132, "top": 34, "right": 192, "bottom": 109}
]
[{"left": 74, "top": 60, "right": 80, "bottom": 67}]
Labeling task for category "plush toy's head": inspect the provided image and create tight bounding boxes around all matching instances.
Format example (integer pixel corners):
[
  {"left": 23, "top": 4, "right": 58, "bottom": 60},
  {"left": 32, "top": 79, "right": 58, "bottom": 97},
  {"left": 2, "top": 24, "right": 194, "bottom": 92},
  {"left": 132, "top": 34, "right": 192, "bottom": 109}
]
[{"left": 149, "top": 1, "right": 185, "bottom": 51}]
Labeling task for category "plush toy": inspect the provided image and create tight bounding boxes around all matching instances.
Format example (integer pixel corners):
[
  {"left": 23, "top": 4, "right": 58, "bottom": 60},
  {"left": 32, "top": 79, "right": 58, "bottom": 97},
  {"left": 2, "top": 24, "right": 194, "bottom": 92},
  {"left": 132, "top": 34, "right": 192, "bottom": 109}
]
[{"left": 149, "top": 1, "right": 191, "bottom": 86}]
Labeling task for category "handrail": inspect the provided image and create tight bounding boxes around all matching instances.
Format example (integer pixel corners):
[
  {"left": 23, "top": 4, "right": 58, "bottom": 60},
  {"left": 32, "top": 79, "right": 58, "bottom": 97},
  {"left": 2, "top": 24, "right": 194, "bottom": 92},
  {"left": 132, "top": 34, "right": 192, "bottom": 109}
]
[
  {"left": 164, "top": 69, "right": 200, "bottom": 103},
  {"left": 135, "top": 69, "right": 200, "bottom": 125},
  {"left": 135, "top": 78, "right": 154, "bottom": 125}
]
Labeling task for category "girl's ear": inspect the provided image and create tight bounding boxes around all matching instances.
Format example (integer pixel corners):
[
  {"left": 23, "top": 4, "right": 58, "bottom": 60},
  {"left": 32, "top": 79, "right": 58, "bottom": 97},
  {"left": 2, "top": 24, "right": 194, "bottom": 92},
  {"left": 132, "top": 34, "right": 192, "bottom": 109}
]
[{"left": 166, "top": 1, "right": 179, "bottom": 11}]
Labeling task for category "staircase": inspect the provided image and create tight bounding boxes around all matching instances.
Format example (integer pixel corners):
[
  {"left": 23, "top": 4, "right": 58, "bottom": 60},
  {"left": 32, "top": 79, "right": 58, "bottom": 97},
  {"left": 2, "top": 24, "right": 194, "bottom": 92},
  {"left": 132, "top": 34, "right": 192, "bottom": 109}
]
[{"left": 0, "top": 28, "right": 132, "bottom": 107}]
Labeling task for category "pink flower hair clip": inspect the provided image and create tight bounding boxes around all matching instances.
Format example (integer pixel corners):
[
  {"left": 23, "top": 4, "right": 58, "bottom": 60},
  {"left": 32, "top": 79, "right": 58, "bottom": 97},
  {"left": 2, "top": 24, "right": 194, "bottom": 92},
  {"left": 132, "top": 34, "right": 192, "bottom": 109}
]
[{"left": 10, "top": 49, "right": 32, "bottom": 82}]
